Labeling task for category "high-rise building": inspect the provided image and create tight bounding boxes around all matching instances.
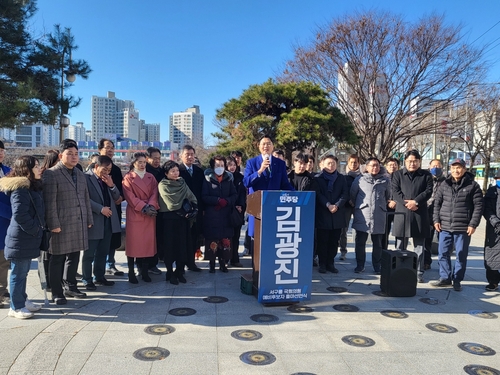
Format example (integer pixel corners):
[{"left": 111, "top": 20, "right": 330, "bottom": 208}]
[
  {"left": 0, "top": 123, "right": 60, "bottom": 147},
  {"left": 67, "top": 122, "right": 87, "bottom": 142},
  {"left": 169, "top": 105, "right": 204, "bottom": 148},
  {"left": 91, "top": 91, "right": 138, "bottom": 141},
  {"left": 142, "top": 122, "right": 160, "bottom": 142}
]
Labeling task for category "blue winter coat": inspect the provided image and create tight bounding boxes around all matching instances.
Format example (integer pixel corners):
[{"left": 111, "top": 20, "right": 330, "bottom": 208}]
[
  {"left": 0, "top": 177, "right": 44, "bottom": 259},
  {"left": 0, "top": 164, "right": 12, "bottom": 250}
]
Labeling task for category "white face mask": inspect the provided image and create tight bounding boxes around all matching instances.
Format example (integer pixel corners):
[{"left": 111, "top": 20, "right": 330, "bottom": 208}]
[{"left": 214, "top": 167, "right": 225, "bottom": 176}]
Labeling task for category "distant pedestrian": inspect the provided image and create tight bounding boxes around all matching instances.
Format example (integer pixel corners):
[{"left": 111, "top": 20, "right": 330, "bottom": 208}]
[
  {"left": 431, "top": 159, "right": 483, "bottom": 291},
  {"left": 0, "top": 156, "right": 44, "bottom": 319},
  {"left": 483, "top": 170, "right": 500, "bottom": 291}
]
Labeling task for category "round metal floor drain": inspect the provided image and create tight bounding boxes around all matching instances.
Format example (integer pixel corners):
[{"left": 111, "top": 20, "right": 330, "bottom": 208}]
[
  {"left": 341, "top": 335, "right": 375, "bottom": 347},
  {"left": 372, "top": 290, "right": 389, "bottom": 297},
  {"left": 380, "top": 310, "right": 408, "bottom": 319},
  {"left": 168, "top": 308, "right": 196, "bottom": 316},
  {"left": 203, "top": 296, "right": 229, "bottom": 303},
  {"left": 425, "top": 323, "right": 458, "bottom": 333},
  {"left": 327, "top": 286, "right": 348, "bottom": 293},
  {"left": 133, "top": 347, "right": 170, "bottom": 361},
  {"left": 458, "top": 342, "right": 496, "bottom": 356},
  {"left": 231, "top": 329, "right": 263, "bottom": 341},
  {"left": 419, "top": 297, "right": 445, "bottom": 305},
  {"left": 239, "top": 351, "right": 276, "bottom": 366},
  {"left": 464, "top": 364, "right": 500, "bottom": 375},
  {"left": 333, "top": 304, "right": 360, "bottom": 312},
  {"left": 468, "top": 310, "right": 498, "bottom": 319},
  {"left": 287, "top": 305, "right": 314, "bottom": 313},
  {"left": 250, "top": 314, "right": 279, "bottom": 323},
  {"left": 144, "top": 325, "right": 175, "bottom": 335}
]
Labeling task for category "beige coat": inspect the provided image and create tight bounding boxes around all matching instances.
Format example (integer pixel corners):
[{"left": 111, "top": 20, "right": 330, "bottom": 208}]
[{"left": 43, "top": 162, "right": 93, "bottom": 255}]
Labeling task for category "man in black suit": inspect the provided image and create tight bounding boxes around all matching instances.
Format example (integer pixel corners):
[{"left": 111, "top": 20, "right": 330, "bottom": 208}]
[{"left": 178, "top": 145, "right": 204, "bottom": 272}]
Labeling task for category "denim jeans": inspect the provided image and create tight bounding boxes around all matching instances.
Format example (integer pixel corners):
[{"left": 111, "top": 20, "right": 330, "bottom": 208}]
[
  {"left": 9, "top": 258, "right": 31, "bottom": 310},
  {"left": 438, "top": 230, "right": 471, "bottom": 282}
]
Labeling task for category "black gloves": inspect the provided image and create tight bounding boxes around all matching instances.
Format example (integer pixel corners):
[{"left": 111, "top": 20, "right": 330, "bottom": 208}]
[
  {"left": 142, "top": 204, "right": 158, "bottom": 217},
  {"left": 494, "top": 223, "right": 500, "bottom": 235}
]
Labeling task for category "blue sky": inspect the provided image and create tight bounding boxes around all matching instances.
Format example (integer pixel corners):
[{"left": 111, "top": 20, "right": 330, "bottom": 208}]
[{"left": 33, "top": 0, "right": 500, "bottom": 145}]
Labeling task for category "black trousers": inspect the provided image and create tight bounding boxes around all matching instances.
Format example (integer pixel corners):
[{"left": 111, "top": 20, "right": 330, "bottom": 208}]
[
  {"left": 316, "top": 228, "right": 342, "bottom": 267},
  {"left": 49, "top": 252, "right": 80, "bottom": 298},
  {"left": 231, "top": 225, "right": 243, "bottom": 264},
  {"left": 486, "top": 269, "right": 500, "bottom": 285}
]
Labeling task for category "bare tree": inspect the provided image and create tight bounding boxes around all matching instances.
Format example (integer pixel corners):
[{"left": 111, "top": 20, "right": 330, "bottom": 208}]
[
  {"left": 464, "top": 84, "right": 500, "bottom": 191},
  {"left": 281, "top": 10, "right": 486, "bottom": 161}
]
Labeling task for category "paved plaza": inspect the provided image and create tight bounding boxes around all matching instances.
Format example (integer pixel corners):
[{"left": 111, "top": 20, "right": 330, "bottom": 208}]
[{"left": 1, "top": 222, "right": 499, "bottom": 375}]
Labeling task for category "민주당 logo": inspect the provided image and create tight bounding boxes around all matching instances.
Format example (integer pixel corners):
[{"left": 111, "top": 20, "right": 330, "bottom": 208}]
[{"left": 279, "top": 193, "right": 298, "bottom": 204}]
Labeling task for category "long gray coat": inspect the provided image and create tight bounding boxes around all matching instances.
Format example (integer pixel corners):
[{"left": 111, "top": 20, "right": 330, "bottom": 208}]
[
  {"left": 43, "top": 162, "right": 93, "bottom": 255},
  {"left": 85, "top": 170, "right": 122, "bottom": 240},
  {"left": 350, "top": 172, "right": 391, "bottom": 234},
  {"left": 392, "top": 167, "right": 433, "bottom": 238}
]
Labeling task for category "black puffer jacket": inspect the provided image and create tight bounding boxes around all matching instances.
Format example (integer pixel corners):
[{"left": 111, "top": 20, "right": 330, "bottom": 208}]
[
  {"left": 483, "top": 185, "right": 500, "bottom": 270},
  {"left": 433, "top": 172, "right": 483, "bottom": 232}
]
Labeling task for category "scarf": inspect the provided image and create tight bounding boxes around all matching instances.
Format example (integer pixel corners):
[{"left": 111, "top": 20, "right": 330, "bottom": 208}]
[
  {"left": 135, "top": 169, "right": 146, "bottom": 179},
  {"left": 322, "top": 170, "right": 338, "bottom": 192},
  {"left": 158, "top": 177, "right": 197, "bottom": 212}
]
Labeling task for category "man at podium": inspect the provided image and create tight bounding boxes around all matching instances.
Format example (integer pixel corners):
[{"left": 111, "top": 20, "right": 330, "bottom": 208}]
[{"left": 244, "top": 135, "right": 294, "bottom": 237}]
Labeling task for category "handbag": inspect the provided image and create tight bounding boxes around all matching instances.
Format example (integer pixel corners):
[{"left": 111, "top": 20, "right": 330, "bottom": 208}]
[
  {"left": 28, "top": 191, "right": 51, "bottom": 251},
  {"left": 230, "top": 205, "right": 244, "bottom": 227}
]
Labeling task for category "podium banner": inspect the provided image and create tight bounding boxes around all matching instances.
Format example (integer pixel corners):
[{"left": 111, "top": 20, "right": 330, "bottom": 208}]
[{"left": 258, "top": 191, "right": 315, "bottom": 303}]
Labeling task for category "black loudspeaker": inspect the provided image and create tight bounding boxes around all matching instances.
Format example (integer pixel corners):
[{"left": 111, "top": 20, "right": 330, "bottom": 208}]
[{"left": 380, "top": 249, "right": 417, "bottom": 297}]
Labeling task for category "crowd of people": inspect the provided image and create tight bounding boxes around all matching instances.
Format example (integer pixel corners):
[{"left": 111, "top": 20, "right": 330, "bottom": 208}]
[{"left": 0, "top": 136, "right": 498, "bottom": 320}]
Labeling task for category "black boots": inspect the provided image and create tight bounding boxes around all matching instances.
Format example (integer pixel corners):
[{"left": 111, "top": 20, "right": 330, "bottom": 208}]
[
  {"left": 141, "top": 263, "right": 151, "bottom": 282},
  {"left": 127, "top": 257, "right": 138, "bottom": 284}
]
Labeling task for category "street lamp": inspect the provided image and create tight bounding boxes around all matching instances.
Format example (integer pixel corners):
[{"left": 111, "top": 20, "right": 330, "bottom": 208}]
[{"left": 58, "top": 48, "right": 76, "bottom": 142}]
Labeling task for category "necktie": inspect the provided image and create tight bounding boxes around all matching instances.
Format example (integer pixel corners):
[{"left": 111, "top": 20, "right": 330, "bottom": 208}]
[{"left": 188, "top": 167, "right": 193, "bottom": 176}]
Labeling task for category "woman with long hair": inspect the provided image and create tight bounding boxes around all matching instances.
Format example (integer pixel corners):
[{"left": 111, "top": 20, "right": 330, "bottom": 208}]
[
  {"left": 0, "top": 156, "right": 44, "bottom": 319},
  {"left": 122, "top": 152, "right": 159, "bottom": 283},
  {"left": 39, "top": 149, "right": 59, "bottom": 290},
  {"left": 40, "top": 149, "right": 59, "bottom": 174},
  {"left": 158, "top": 160, "right": 197, "bottom": 285}
]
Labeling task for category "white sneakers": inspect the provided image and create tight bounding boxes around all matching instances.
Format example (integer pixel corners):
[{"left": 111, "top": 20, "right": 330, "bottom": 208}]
[
  {"left": 8, "top": 307, "right": 33, "bottom": 319},
  {"left": 8, "top": 300, "right": 42, "bottom": 319},
  {"left": 25, "top": 300, "right": 41, "bottom": 312}
]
